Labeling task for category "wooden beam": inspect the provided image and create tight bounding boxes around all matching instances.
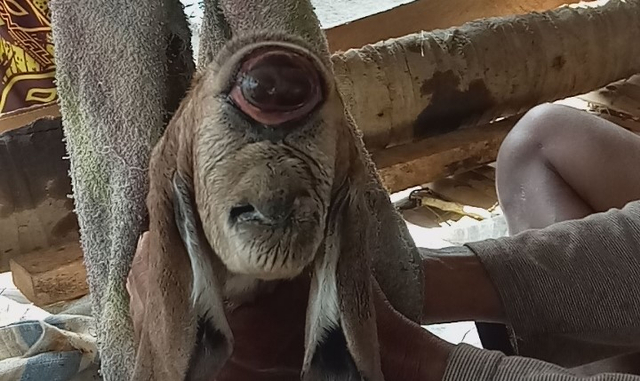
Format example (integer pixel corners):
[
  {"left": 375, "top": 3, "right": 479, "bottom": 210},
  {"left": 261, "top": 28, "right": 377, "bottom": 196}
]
[
  {"left": 373, "top": 117, "right": 518, "bottom": 193},
  {"left": 325, "top": 0, "right": 584, "bottom": 52},
  {"left": 333, "top": 0, "right": 640, "bottom": 152},
  {"left": 10, "top": 241, "right": 89, "bottom": 307}
]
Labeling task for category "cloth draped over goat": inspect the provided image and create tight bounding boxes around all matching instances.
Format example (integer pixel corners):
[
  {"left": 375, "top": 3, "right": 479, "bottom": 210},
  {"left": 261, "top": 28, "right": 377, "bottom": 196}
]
[{"left": 49, "top": 0, "right": 195, "bottom": 379}]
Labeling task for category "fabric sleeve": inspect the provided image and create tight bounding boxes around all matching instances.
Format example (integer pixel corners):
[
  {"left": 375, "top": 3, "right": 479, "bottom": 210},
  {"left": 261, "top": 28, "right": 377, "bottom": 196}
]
[
  {"left": 464, "top": 200, "right": 640, "bottom": 365},
  {"left": 443, "top": 344, "right": 640, "bottom": 381}
]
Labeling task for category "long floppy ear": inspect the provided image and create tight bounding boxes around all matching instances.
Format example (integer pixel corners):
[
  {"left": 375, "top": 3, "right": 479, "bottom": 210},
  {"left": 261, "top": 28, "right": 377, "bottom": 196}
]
[
  {"left": 172, "top": 171, "right": 234, "bottom": 381},
  {"left": 302, "top": 181, "right": 384, "bottom": 381}
]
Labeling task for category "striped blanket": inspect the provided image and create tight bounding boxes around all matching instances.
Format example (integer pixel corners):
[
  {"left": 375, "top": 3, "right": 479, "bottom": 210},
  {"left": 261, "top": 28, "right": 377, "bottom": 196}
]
[{"left": 0, "top": 314, "right": 100, "bottom": 381}]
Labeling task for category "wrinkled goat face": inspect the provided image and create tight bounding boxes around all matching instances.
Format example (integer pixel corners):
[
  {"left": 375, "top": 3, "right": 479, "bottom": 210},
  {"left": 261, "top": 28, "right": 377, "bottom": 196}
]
[{"left": 192, "top": 37, "right": 342, "bottom": 280}]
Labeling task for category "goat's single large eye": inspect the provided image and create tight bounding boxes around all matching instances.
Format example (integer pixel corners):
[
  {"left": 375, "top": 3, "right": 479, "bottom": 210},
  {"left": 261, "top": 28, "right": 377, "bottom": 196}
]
[{"left": 230, "top": 48, "right": 323, "bottom": 126}]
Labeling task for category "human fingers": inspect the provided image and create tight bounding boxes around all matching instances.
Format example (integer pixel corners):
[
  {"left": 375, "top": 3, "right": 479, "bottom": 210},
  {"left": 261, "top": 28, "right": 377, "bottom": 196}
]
[{"left": 373, "top": 279, "right": 453, "bottom": 381}]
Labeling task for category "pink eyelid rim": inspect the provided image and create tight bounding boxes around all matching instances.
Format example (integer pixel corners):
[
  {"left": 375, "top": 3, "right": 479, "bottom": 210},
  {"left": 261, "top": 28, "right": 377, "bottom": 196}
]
[{"left": 229, "top": 48, "right": 324, "bottom": 126}]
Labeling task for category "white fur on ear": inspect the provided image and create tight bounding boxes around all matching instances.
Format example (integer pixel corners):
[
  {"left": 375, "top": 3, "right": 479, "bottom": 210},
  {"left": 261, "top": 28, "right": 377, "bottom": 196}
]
[
  {"left": 302, "top": 184, "right": 369, "bottom": 381},
  {"left": 173, "top": 172, "right": 229, "bottom": 329},
  {"left": 303, "top": 185, "right": 345, "bottom": 367},
  {"left": 306, "top": 246, "right": 340, "bottom": 351},
  {"left": 172, "top": 172, "right": 233, "bottom": 380},
  {"left": 186, "top": 225, "right": 226, "bottom": 329}
]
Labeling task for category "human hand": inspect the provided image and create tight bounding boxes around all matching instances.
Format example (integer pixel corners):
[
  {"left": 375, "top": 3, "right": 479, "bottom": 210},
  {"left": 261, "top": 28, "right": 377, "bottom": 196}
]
[
  {"left": 218, "top": 277, "right": 454, "bottom": 381},
  {"left": 374, "top": 279, "right": 454, "bottom": 381}
]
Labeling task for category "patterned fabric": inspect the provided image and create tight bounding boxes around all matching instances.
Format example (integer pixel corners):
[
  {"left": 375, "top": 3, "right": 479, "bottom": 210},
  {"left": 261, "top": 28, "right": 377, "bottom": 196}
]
[
  {"left": 0, "top": 0, "right": 57, "bottom": 115},
  {"left": 0, "top": 315, "right": 100, "bottom": 381}
]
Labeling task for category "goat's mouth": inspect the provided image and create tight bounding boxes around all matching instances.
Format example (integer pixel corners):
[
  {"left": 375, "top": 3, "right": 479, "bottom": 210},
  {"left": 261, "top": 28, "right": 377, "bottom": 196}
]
[{"left": 222, "top": 198, "right": 324, "bottom": 279}]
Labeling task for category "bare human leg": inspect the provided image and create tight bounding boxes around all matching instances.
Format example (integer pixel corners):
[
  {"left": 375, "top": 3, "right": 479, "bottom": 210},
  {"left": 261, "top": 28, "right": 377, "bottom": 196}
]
[
  {"left": 477, "top": 103, "right": 640, "bottom": 355},
  {"left": 497, "top": 103, "right": 640, "bottom": 233}
]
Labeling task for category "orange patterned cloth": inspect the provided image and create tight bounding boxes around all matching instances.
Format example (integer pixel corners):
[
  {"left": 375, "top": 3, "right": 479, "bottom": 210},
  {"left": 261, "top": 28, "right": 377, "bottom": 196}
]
[{"left": 0, "top": 0, "right": 56, "bottom": 116}]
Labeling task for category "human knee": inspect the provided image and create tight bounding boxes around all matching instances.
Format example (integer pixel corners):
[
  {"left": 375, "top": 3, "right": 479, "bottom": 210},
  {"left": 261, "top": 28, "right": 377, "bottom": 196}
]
[
  {"left": 497, "top": 103, "right": 576, "bottom": 167},
  {"left": 496, "top": 104, "right": 565, "bottom": 205}
]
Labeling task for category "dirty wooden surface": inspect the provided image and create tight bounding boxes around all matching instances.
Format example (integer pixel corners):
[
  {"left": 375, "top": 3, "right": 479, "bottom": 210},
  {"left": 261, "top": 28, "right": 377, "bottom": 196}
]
[
  {"left": 578, "top": 74, "right": 640, "bottom": 132},
  {"left": 10, "top": 242, "right": 88, "bottom": 307},
  {"left": 0, "top": 117, "right": 78, "bottom": 271},
  {"left": 374, "top": 117, "right": 517, "bottom": 194},
  {"left": 395, "top": 164, "right": 508, "bottom": 247}
]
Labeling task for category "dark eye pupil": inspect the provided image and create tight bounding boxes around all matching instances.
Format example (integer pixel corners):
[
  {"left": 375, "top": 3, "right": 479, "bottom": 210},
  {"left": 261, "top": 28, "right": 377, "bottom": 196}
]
[{"left": 240, "top": 56, "right": 314, "bottom": 112}]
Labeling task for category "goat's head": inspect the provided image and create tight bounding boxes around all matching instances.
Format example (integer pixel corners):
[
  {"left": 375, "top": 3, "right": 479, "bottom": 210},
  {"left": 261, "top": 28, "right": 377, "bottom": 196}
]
[
  {"left": 188, "top": 34, "right": 346, "bottom": 281},
  {"left": 137, "top": 4, "right": 422, "bottom": 381},
  {"left": 150, "top": 31, "right": 388, "bottom": 381}
]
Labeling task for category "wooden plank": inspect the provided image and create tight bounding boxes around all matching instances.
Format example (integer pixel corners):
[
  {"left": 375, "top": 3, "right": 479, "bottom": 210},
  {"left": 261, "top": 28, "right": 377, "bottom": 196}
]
[
  {"left": 10, "top": 242, "right": 88, "bottom": 307},
  {"left": 374, "top": 86, "right": 639, "bottom": 195},
  {"left": 472, "top": 166, "right": 496, "bottom": 182},
  {"left": 0, "top": 103, "right": 60, "bottom": 136},
  {"left": 578, "top": 74, "right": 640, "bottom": 119},
  {"left": 325, "top": 0, "right": 584, "bottom": 52},
  {"left": 428, "top": 177, "right": 497, "bottom": 209},
  {"left": 451, "top": 170, "right": 498, "bottom": 200},
  {"left": 0, "top": 117, "right": 78, "bottom": 272},
  {"left": 373, "top": 117, "right": 518, "bottom": 193}
]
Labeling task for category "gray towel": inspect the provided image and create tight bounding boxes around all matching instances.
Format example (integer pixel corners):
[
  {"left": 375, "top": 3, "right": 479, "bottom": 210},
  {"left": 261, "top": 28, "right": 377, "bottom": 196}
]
[{"left": 49, "top": 0, "right": 195, "bottom": 379}]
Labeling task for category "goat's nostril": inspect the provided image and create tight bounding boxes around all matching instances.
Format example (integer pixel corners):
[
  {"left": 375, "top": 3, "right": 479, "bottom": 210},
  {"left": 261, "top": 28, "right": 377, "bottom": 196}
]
[
  {"left": 230, "top": 204, "right": 257, "bottom": 222},
  {"left": 230, "top": 198, "right": 295, "bottom": 226}
]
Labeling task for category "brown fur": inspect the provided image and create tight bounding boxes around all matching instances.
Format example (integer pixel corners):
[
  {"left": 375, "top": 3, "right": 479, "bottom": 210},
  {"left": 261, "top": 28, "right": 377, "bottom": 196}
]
[{"left": 131, "top": 31, "right": 425, "bottom": 381}]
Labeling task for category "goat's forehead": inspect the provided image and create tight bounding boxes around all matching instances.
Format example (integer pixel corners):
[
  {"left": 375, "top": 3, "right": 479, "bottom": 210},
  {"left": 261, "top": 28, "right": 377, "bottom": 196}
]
[{"left": 193, "top": 118, "right": 336, "bottom": 162}]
